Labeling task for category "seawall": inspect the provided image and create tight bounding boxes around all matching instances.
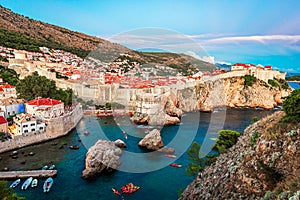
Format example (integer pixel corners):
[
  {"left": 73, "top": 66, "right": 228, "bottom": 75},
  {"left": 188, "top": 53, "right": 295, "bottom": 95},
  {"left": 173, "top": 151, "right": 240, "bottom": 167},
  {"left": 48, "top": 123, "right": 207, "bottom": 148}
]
[{"left": 0, "top": 104, "right": 83, "bottom": 154}]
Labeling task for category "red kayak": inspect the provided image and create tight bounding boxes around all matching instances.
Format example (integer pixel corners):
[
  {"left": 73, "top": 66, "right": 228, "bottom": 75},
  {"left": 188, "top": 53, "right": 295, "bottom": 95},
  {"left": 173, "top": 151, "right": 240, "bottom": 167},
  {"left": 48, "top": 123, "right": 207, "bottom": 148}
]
[
  {"left": 112, "top": 188, "right": 121, "bottom": 196},
  {"left": 169, "top": 163, "right": 182, "bottom": 168},
  {"left": 121, "top": 183, "right": 140, "bottom": 194}
]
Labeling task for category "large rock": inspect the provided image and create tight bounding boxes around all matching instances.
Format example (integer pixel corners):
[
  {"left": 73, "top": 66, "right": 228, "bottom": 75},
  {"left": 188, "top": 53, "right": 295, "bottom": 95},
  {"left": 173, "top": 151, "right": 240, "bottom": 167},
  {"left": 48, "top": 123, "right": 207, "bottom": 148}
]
[
  {"left": 138, "top": 129, "right": 164, "bottom": 150},
  {"left": 82, "top": 140, "right": 122, "bottom": 179},
  {"left": 114, "top": 139, "right": 126, "bottom": 148}
]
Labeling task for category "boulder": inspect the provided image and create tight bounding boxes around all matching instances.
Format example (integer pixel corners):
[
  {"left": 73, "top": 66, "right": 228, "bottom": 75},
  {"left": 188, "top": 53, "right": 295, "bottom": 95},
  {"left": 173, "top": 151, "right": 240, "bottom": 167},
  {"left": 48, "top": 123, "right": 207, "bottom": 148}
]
[
  {"left": 82, "top": 140, "right": 122, "bottom": 179},
  {"left": 114, "top": 139, "right": 126, "bottom": 148},
  {"left": 138, "top": 129, "right": 164, "bottom": 150}
]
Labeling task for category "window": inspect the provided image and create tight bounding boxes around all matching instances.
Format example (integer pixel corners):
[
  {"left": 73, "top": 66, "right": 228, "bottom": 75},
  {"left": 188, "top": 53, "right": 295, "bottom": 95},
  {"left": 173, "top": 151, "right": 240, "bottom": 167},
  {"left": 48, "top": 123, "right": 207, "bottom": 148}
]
[
  {"left": 12, "top": 111, "right": 15, "bottom": 114},
  {"left": 39, "top": 127, "right": 44, "bottom": 130},
  {"left": 31, "top": 129, "right": 35, "bottom": 132},
  {"left": 8, "top": 112, "right": 10, "bottom": 116},
  {"left": 24, "top": 130, "right": 28, "bottom": 133},
  {"left": 23, "top": 125, "right": 28, "bottom": 128},
  {"left": 31, "top": 123, "right": 35, "bottom": 126}
]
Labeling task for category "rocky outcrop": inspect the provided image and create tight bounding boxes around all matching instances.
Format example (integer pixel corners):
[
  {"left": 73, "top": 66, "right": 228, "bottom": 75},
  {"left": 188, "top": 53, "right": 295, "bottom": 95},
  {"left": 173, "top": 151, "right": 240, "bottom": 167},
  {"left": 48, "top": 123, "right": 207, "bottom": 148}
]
[
  {"left": 180, "top": 111, "right": 300, "bottom": 200},
  {"left": 195, "top": 77, "right": 292, "bottom": 112},
  {"left": 114, "top": 139, "right": 126, "bottom": 148},
  {"left": 82, "top": 140, "right": 122, "bottom": 179},
  {"left": 138, "top": 129, "right": 164, "bottom": 150}
]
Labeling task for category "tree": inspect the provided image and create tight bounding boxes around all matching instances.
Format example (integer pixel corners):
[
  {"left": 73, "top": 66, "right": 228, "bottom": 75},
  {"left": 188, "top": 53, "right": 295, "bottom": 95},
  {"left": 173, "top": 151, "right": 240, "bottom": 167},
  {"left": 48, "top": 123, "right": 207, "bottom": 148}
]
[
  {"left": 16, "top": 71, "right": 57, "bottom": 100},
  {"left": 16, "top": 72, "right": 73, "bottom": 105},
  {"left": 185, "top": 142, "right": 205, "bottom": 177},
  {"left": 0, "top": 180, "right": 25, "bottom": 200},
  {"left": 0, "top": 65, "right": 20, "bottom": 86},
  {"left": 212, "top": 130, "right": 240, "bottom": 153},
  {"left": 282, "top": 89, "right": 300, "bottom": 122}
]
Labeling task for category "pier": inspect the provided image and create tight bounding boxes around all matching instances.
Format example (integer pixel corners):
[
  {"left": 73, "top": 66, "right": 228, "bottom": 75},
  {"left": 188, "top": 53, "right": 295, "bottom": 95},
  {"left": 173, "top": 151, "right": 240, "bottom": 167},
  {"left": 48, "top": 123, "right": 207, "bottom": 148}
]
[{"left": 0, "top": 170, "right": 57, "bottom": 179}]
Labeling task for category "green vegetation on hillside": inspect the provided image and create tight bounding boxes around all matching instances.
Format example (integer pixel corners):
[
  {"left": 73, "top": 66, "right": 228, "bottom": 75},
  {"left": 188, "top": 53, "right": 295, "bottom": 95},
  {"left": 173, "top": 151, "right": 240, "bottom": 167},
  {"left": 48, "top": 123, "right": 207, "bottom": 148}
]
[
  {"left": 282, "top": 89, "right": 300, "bottom": 122},
  {"left": 16, "top": 71, "right": 73, "bottom": 105},
  {"left": 0, "top": 28, "right": 89, "bottom": 58},
  {"left": 185, "top": 130, "right": 240, "bottom": 177},
  {"left": 0, "top": 65, "right": 20, "bottom": 85},
  {"left": 243, "top": 75, "right": 257, "bottom": 86},
  {"left": 0, "top": 180, "right": 25, "bottom": 200}
]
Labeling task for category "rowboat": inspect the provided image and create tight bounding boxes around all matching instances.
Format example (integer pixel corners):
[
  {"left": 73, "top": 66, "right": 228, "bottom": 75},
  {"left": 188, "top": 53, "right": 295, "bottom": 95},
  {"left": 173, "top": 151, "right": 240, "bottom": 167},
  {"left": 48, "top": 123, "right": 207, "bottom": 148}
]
[
  {"left": 9, "top": 179, "right": 21, "bottom": 188},
  {"left": 49, "top": 164, "right": 55, "bottom": 170},
  {"left": 21, "top": 177, "right": 33, "bottom": 190},
  {"left": 31, "top": 179, "right": 38, "bottom": 188},
  {"left": 43, "top": 177, "right": 53, "bottom": 193},
  {"left": 42, "top": 165, "right": 48, "bottom": 170}
]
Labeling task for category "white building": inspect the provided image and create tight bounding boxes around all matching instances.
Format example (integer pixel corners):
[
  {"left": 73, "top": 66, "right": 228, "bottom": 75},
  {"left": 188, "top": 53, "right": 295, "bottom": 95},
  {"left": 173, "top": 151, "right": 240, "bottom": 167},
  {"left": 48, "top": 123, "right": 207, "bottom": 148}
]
[
  {"left": 0, "top": 83, "right": 17, "bottom": 99},
  {"left": 25, "top": 97, "right": 64, "bottom": 120},
  {"left": 0, "top": 98, "right": 25, "bottom": 118},
  {"left": 13, "top": 113, "right": 46, "bottom": 135}
]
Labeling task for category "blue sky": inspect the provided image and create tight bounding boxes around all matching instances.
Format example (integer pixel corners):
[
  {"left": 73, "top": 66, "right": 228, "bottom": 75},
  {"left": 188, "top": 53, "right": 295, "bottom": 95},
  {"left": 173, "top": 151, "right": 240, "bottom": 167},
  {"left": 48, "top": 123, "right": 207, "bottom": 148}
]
[{"left": 1, "top": 0, "right": 300, "bottom": 72}]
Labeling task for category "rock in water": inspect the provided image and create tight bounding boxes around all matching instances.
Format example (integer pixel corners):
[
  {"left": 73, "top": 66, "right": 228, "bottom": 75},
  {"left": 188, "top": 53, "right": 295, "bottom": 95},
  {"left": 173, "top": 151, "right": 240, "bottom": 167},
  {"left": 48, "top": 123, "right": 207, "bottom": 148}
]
[
  {"left": 82, "top": 140, "right": 122, "bottom": 179},
  {"left": 138, "top": 129, "right": 164, "bottom": 150},
  {"left": 114, "top": 139, "right": 126, "bottom": 148}
]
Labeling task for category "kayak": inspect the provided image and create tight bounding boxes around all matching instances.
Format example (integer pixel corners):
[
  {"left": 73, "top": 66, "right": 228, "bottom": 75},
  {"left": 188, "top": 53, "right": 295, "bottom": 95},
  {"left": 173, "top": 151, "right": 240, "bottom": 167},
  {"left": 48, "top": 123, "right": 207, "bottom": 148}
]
[
  {"left": 112, "top": 188, "right": 121, "bottom": 196},
  {"left": 21, "top": 177, "right": 33, "bottom": 190},
  {"left": 169, "top": 163, "right": 182, "bottom": 168},
  {"left": 121, "top": 183, "right": 140, "bottom": 194},
  {"left": 164, "top": 154, "right": 176, "bottom": 158}
]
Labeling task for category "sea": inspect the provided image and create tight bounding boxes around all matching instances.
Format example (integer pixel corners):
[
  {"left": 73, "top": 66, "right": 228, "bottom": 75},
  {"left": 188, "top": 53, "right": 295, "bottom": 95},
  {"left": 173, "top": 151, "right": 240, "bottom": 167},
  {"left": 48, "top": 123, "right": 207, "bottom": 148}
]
[{"left": 1, "top": 108, "right": 275, "bottom": 200}]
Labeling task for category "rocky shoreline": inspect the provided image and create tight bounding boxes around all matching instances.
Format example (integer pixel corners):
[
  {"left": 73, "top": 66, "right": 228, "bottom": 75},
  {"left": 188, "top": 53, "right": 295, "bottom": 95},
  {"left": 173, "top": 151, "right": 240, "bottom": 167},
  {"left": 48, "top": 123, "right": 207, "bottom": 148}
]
[
  {"left": 180, "top": 111, "right": 300, "bottom": 200},
  {"left": 130, "top": 76, "right": 292, "bottom": 126}
]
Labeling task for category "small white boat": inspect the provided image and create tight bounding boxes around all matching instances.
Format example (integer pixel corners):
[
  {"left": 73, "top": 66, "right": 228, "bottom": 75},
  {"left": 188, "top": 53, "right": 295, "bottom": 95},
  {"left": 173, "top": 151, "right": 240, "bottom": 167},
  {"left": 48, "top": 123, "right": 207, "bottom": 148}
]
[
  {"left": 31, "top": 179, "right": 38, "bottom": 188},
  {"left": 49, "top": 165, "right": 55, "bottom": 170},
  {"left": 10, "top": 179, "right": 21, "bottom": 188},
  {"left": 42, "top": 165, "right": 48, "bottom": 170},
  {"left": 21, "top": 177, "right": 33, "bottom": 190},
  {"left": 43, "top": 177, "right": 53, "bottom": 193}
]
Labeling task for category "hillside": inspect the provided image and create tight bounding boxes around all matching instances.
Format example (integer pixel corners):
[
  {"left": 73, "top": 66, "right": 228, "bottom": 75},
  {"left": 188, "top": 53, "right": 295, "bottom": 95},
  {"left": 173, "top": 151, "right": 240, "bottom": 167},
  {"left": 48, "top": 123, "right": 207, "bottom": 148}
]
[
  {"left": 180, "top": 110, "right": 300, "bottom": 199},
  {"left": 0, "top": 6, "right": 216, "bottom": 75}
]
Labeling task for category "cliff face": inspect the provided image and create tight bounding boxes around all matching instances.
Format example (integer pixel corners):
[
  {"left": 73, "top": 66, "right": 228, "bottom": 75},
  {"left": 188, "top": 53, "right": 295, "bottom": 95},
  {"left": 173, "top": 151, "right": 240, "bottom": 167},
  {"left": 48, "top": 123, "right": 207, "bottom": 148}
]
[
  {"left": 130, "top": 77, "right": 292, "bottom": 125},
  {"left": 180, "top": 111, "right": 300, "bottom": 200},
  {"left": 195, "top": 77, "right": 292, "bottom": 112}
]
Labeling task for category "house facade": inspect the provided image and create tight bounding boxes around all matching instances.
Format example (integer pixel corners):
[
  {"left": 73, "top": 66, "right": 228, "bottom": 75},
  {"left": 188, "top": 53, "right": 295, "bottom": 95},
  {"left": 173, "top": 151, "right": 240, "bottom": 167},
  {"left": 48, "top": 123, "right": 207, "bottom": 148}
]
[
  {"left": 13, "top": 113, "right": 45, "bottom": 136},
  {"left": 25, "top": 97, "right": 64, "bottom": 120},
  {"left": 0, "top": 116, "right": 8, "bottom": 134},
  {"left": 0, "top": 98, "right": 25, "bottom": 118}
]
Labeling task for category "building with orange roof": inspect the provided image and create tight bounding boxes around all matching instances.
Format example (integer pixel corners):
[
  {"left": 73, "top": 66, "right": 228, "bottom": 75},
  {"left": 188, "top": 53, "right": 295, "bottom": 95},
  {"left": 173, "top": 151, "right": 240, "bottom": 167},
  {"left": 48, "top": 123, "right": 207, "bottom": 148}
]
[
  {"left": 0, "top": 83, "right": 17, "bottom": 99},
  {"left": 25, "top": 97, "right": 64, "bottom": 120},
  {"left": 0, "top": 116, "right": 8, "bottom": 134}
]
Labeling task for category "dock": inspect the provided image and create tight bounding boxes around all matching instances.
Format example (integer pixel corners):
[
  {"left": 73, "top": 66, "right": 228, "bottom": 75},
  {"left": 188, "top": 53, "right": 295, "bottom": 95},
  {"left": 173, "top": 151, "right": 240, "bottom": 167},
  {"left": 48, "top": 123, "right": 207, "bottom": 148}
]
[{"left": 0, "top": 170, "right": 57, "bottom": 179}]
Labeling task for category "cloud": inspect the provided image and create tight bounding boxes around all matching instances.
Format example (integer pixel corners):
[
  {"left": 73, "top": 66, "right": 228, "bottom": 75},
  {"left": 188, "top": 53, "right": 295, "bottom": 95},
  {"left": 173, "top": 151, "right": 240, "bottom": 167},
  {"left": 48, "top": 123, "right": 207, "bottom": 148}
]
[
  {"left": 184, "top": 51, "right": 215, "bottom": 64},
  {"left": 205, "top": 35, "right": 300, "bottom": 44}
]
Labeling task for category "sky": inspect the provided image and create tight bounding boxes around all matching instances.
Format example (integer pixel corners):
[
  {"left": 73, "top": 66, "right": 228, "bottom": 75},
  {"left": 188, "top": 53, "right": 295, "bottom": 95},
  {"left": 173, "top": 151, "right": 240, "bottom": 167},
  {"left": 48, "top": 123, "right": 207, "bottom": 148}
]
[{"left": 1, "top": 0, "right": 300, "bottom": 73}]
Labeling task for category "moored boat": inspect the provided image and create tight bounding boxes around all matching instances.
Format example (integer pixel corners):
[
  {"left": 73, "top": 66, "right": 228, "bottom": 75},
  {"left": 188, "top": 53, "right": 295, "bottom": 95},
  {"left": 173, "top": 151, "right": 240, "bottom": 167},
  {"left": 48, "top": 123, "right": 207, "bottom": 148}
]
[
  {"left": 49, "top": 165, "right": 55, "bottom": 170},
  {"left": 9, "top": 179, "right": 21, "bottom": 188},
  {"left": 43, "top": 177, "right": 53, "bottom": 193},
  {"left": 69, "top": 145, "right": 79, "bottom": 150},
  {"left": 21, "top": 177, "right": 33, "bottom": 190},
  {"left": 169, "top": 163, "right": 182, "bottom": 168},
  {"left": 42, "top": 165, "right": 48, "bottom": 170},
  {"left": 31, "top": 179, "right": 38, "bottom": 188}
]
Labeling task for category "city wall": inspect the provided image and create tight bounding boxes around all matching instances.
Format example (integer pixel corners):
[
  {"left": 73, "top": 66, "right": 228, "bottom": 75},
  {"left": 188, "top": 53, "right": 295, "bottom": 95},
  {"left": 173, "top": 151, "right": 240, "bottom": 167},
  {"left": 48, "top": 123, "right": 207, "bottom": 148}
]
[{"left": 0, "top": 104, "right": 83, "bottom": 153}]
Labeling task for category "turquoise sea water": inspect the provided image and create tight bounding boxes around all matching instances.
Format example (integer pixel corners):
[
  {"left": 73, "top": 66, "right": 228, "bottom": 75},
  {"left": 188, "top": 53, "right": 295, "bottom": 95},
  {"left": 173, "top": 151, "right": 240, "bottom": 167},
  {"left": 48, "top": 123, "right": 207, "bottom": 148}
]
[
  {"left": 288, "top": 82, "right": 300, "bottom": 89},
  {"left": 5, "top": 109, "right": 274, "bottom": 200}
]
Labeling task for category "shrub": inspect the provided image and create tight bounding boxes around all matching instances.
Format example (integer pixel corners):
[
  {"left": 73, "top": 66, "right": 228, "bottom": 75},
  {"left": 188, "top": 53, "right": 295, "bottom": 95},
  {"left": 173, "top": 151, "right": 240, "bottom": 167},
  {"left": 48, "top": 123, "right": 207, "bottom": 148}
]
[
  {"left": 250, "top": 131, "right": 260, "bottom": 146},
  {"left": 244, "top": 75, "right": 257, "bottom": 86},
  {"left": 212, "top": 130, "right": 240, "bottom": 153},
  {"left": 268, "top": 79, "right": 280, "bottom": 87},
  {"left": 251, "top": 116, "right": 259, "bottom": 124},
  {"left": 282, "top": 89, "right": 300, "bottom": 122}
]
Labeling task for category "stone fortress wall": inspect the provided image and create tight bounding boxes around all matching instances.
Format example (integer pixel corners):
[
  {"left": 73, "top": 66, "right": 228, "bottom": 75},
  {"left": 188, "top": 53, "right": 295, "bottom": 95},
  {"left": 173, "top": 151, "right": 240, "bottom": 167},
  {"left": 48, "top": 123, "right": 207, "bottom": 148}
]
[{"left": 0, "top": 104, "right": 83, "bottom": 153}]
